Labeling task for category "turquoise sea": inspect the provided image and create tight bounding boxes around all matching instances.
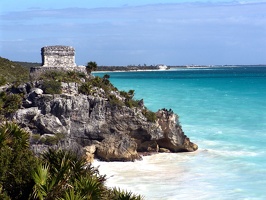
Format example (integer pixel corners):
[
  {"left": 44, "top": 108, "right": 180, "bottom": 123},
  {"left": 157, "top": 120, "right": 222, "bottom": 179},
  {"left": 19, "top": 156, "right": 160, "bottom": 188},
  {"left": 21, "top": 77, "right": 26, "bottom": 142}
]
[{"left": 93, "top": 67, "right": 266, "bottom": 200}]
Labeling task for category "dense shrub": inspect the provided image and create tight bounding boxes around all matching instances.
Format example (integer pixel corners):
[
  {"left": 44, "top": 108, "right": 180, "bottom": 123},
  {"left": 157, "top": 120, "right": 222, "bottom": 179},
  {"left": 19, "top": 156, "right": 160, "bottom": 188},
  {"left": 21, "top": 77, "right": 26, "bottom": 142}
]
[
  {"left": 37, "top": 70, "right": 87, "bottom": 83},
  {"left": 142, "top": 109, "right": 157, "bottom": 122},
  {"left": 108, "top": 94, "right": 124, "bottom": 107},
  {"left": 125, "top": 99, "right": 139, "bottom": 108},
  {"left": 110, "top": 188, "right": 144, "bottom": 200},
  {"left": 0, "top": 122, "right": 144, "bottom": 200},
  {"left": 29, "top": 148, "right": 144, "bottom": 200},
  {"left": 78, "top": 82, "right": 93, "bottom": 95},
  {"left": 119, "top": 90, "right": 128, "bottom": 98},
  {"left": 0, "top": 92, "right": 22, "bottom": 117},
  {"left": 79, "top": 75, "right": 118, "bottom": 96},
  {"left": 42, "top": 79, "right": 62, "bottom": 94},
  {"left": 0, "top": 122, "right": 38, "bottom": 200},
  {"left": 120, "top": 90, "right": 140, "bottom": 108}
]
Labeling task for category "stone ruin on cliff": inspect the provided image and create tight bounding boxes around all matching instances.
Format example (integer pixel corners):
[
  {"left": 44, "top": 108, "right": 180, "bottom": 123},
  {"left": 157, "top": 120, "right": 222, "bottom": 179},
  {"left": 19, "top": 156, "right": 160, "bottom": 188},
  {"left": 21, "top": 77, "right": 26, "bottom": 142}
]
[{"left": 30, "top": 45, "right": 86, "bottom": 75}]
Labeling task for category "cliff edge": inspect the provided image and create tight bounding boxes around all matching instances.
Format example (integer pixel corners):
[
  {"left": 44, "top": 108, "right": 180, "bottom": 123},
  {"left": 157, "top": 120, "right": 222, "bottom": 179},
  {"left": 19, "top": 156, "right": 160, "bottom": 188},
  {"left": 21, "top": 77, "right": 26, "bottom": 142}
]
[{"left": 6, "top": 73, "right": 197, "bottom": 162}]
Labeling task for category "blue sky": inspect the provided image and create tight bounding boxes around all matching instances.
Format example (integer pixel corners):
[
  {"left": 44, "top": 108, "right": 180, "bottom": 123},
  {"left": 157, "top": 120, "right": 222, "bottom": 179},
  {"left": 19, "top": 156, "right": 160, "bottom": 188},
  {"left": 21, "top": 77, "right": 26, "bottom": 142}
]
[{"left": 1, "top": 0, "right": 266, "bottom": 66}]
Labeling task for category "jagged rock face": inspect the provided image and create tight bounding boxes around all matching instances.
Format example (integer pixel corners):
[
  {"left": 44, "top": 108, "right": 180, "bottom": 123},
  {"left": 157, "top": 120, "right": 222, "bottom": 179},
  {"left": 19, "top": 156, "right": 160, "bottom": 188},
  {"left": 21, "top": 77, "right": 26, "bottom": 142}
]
[
  {"left": 13, "top": 82, "right": 198, "bottom": 161},
  {"left": 155, "top": 110, "right": 198, "bottom": 152},
  {"left": 96, "top": 134, "right": 141, "bottom": 161}
]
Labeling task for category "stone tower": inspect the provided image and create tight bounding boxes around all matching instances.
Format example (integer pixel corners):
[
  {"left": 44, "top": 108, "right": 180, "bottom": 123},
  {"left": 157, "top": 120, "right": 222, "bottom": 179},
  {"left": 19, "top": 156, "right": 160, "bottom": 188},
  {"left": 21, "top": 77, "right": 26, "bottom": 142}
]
[
  {"left": 30, "top": 45, "right": 86, "bottom": 75},
  {"left": 41, "top": 45, "right": 76, "bottom": 67}
]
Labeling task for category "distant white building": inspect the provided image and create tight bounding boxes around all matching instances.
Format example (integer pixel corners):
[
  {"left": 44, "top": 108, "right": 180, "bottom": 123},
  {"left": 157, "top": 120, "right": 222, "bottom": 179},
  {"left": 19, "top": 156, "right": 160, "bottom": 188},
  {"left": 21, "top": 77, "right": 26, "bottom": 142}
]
[{"left": 157, "top": 64, "right": 168, "bottom": 70}]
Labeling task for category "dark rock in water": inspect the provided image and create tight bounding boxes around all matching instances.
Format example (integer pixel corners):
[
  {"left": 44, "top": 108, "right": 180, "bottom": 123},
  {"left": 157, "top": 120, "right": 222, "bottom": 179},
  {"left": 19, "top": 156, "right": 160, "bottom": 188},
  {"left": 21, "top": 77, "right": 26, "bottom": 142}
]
[{"left": 12, "top": 81, "right": 198, "bottom": 161}]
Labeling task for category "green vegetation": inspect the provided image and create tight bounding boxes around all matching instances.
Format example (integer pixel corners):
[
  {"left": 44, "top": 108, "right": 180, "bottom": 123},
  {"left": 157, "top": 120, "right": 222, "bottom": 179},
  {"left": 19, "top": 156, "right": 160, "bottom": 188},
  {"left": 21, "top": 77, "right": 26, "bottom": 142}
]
[
  {"left": 86, "top": 61, "right": 98, "bottom": 73},
  {"left": 142, "top": 109, "right": 157, "bottom": 122},
  {"left": 108, "top": 94, "right": 124, "bottom": 107},
  {"left": 0, "top": 122, "right": 144, "bottom": 200},
  {"left": 33, "top": 133, "right": 66, "bottom": 146},
  {"left": 79, "top": 75, "right": 126, "bottom": 107},
  {"left": 38, "top": 70, "right": 87, "bottom": 83},
  {"left": 79, "top": 75, "right": 117, "bottom": 96},
  {"left": 0, "top": 57, "right": 30, "bottom": 85},
  {"left": 0, "top": 55, "right": 157, "bottom": 122},
  {"left": 0, "top": 92, "right": 23, "bottom": 117},
  {"left": 79, "top": 76, "right": 142, "bottom": 109},
  {"left": 42, "top": 79, "right": 62, "bottom": 94},
  {"left": 0, "top": 57, "right": 156, "bottom": 199},
  {"left": 37, "top": 70, "right": 87, "bottom": 94},
  {"left": 0, "top": 122, "right": 38, "bottom": 200},
  {"left": 111, "top": 188, "right": 144, "bottom": 200},
  {"left": 120, "top": 89, "right": 140, "bottom": 108},
  {"left": 30, "top": 149, "right": 107, "bottom": 200}
]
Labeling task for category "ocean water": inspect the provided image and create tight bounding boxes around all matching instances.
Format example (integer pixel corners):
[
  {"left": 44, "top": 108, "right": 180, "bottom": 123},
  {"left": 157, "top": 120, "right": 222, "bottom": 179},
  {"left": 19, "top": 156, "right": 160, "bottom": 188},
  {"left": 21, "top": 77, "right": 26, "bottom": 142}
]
[{"left": 93, "top": 67, "right": 266, "bottom": 200}]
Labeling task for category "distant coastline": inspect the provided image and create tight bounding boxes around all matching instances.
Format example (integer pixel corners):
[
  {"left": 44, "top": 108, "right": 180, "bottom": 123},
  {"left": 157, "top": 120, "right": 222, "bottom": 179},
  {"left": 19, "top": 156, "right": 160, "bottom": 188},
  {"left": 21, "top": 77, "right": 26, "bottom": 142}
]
[
  {"left": 14, "top": 61, "right": 266, "bottom": 73},
  {"left": 94, "top": 64, "right": 266, "bottom": 73}
]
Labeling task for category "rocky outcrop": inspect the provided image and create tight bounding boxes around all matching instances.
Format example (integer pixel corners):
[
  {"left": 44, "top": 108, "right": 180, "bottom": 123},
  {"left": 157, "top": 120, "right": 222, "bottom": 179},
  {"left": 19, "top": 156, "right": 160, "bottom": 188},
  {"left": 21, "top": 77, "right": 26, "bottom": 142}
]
[
  {"left": 156, "top": 109, "right": 198, "bottom": 152},
  {"left": 12, "top": 81, "right": 198, "bottom": 161},
  {"left": 96, "top": 134, "right": 141, "bottom": 161}
]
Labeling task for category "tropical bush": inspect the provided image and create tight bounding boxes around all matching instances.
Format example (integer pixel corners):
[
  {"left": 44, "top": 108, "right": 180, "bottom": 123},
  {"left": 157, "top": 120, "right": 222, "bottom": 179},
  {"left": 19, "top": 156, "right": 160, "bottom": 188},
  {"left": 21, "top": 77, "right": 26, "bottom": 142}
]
[
  {"left": 142, "top": 109, "right": 157, "bottom": 122},
  {"left": 38, "top": 70, "right": 87, "bottom": 83},
  {"left": 31, "top": 148, "right": 106, "bottom": 200},
  {"left": 120, "top": 90, "right": 140, "bottom": 108},
  {"left": 31, "top": 149, "right": 144, "bottom": 200},
  {"left": 79, "top": 75, "right": 117, "bottom": 96},
  {"left": 108, "top": 94, "right": 124, "bottom": 107},
  {"left": 110, "top": 188, "right": 144, "bottom": 200},
  {"left": 125, "top": 99, "right": 139, "bottom": 108},
  {"left": 42, "top": 79, "right": 62, "bottom": 94},
  {"left": 0, "top": 122, "right": 144, "bottom": 200},
  {"left": 0, "top": 92, "right": 23, "bottom": 117},
  {"left": 78, "top": 82, "right": 94, "bottom": 95},
  {"left": 0, "top": 122, "right": 38, "bottom": 200}
]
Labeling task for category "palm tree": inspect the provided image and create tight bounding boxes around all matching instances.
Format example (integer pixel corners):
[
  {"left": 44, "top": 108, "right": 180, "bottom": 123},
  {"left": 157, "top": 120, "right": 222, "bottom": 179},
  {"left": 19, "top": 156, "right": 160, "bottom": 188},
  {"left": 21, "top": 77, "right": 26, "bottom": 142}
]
[
  {"left": 102, "top": 74, "right": 110, "bottom": 85},
  {"left": 86, "top": 61, "right": 98, "bottom": 74},
  {"left": 127, "top": 90, "right": 135, "bottom": 99}
]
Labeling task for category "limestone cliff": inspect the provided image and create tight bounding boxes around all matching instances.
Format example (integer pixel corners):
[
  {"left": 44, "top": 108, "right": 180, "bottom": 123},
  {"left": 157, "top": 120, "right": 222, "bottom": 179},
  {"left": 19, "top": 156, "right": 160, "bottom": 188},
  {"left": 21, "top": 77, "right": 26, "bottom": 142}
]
[{"left": 12, "top": 80, "right": 198, "bottom": 161}]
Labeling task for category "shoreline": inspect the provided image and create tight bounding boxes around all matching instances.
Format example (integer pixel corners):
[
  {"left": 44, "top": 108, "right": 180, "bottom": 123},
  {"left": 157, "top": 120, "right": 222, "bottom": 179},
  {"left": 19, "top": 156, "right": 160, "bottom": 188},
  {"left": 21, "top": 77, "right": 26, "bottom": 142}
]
[
  {"left": 93, "top": 69, "right": 171, "bottom": 73},
  {"left": 92, "top": 65, "right": 263, "bottom": 73}
]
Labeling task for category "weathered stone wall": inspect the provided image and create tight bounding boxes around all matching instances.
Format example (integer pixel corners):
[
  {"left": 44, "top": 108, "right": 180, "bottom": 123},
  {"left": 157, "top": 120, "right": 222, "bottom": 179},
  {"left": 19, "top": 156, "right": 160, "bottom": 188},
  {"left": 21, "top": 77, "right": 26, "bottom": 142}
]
[
  {"left": 41, "top": 46, "right": 76, "bottom": 67},
  {"left": 30, "top": 46, "right": 87, "bottom": 77}
]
